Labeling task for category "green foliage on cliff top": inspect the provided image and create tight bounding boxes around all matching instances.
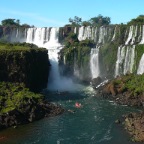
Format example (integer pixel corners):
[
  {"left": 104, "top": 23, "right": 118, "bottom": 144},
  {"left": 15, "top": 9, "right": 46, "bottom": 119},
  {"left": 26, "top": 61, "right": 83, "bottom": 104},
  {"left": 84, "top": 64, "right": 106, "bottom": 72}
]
[
  {"left": 0, "top": 82, "right": 43, "bottom": 114},
  {"left": 113, "top": 74, "right": 144, "bottom": 96},
  {"left": 127, "top": 15, "right": 144, "bottom": 25},
  {"left": 0, "top": 42, "right": 47, "bottom": 51},
  {"left": 68, "top": 14, "right": 111, "bottom": 27},
  {"left": 62, "top": 35, "right": 94, "bottom": 66},
  {"left": 1, "top": 18, "right": 31, "bottom": 28}
]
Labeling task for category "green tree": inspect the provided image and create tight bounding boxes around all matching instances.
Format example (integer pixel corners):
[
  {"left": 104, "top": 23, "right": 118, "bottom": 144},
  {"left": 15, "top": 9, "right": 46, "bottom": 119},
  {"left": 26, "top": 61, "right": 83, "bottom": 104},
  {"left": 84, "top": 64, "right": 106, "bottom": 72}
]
[
  {"left": 64, "top": 32, "right": 79, "bottom": 47},
  {"left": 127, "top": 15, "right": 144, "bottom": 25},
  {"left": 89, "top": 14, "right": 111, "bottom": 26},
  {"left": 69, "top": 16, "right": 82, "bottom": 26},
  {"left": 21, "top": 23, "right": 31, "bottom": 28},
  {"left": 1, "top": 18, "right": 20, "bottom": 26},
  {"left": 82, "top": 21, "right": 91, "bottom": 26}
]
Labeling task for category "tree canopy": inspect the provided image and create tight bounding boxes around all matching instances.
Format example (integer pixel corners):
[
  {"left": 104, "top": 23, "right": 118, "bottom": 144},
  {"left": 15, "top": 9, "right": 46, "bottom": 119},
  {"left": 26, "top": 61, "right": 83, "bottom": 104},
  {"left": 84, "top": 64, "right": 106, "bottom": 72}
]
[
  {"left": 127, "top": 15, "right": 144, "bottom": 25},
  {"left": 69, "top": 16, "right": 82, "bottom": 26},
  {"left": 1, "top": 19, "right": 20, "bottom": 26},
  {"left": 1, "top": 18, "right": 31, "bottom": 27},
  {"left": 89, "top": 15, "right": 111, "bottom": 26},
  {"left": 68, "top": 15, "right": 111, "bottom": 27}
]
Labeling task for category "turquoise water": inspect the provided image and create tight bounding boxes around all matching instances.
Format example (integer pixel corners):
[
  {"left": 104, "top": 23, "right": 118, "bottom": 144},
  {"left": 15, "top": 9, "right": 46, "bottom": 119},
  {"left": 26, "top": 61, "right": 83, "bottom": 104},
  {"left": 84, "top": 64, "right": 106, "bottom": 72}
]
[{"left": 0, "top": 86, "right": 141, "bottom": 144}]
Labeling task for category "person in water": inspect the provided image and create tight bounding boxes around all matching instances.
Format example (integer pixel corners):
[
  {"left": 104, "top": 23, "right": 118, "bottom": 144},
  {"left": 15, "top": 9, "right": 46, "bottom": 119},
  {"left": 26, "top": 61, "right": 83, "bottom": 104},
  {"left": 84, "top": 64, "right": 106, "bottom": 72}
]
[{"left": 75, "top": 102, "right": 82, "bottom": 108}]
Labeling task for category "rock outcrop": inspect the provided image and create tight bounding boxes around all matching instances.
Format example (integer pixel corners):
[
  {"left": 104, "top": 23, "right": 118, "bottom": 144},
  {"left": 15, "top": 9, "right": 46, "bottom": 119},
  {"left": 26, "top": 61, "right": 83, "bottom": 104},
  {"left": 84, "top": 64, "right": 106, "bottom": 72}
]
[
  {"left": 97, "top": 74, "right": 144, "bottom": 142},
  {"left": 0, "top": 100, "right": 64, "bottom": 130},
  {"left": 124, "top": 112, "right": 144, "bottom": 142},
  {"left": 0, "top": 43, "right": 50, "bottom": 92},
  {"left": 0, "top": 82, "right": 64, "bottom": 130}
]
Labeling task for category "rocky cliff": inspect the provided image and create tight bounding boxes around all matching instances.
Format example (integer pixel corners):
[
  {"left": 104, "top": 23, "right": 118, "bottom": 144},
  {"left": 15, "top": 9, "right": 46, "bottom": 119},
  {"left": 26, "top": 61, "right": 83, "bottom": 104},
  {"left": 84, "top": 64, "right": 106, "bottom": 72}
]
[
  {"left": 1, "top": 25, "right": 144, "bottom": 83},
  {"left": 0, "top": 43, "right": 49, "bottom": 92},
  {"left": 59, "top": 25, "right": 144, "bottom": 82}
]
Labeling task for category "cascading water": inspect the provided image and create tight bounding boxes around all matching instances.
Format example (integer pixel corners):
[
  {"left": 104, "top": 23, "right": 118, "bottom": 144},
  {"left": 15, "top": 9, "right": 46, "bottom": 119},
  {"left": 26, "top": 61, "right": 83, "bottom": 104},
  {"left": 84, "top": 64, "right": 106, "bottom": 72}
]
[
  {"left": 90, "top": 47, "right": 100, "bottom": 78},
  {"left": 115, "top": 46, "right": 125, "bottom": 77},
  {"left": 115, "top": 45, "right": 135, "bottom": 76},
  {"left": 7, "top": 25, "right": 144, "bottom": 81},
  {"left": 123, "top": 45, "right": 135, "bottom": 74},
  {"left": 137, "top": 53, "right": 144, "bottom": 74},
  {"left": 111, "top": 26, "right": 117, "bottom": 41},
  {"left": 125, "top": 26, "right": 134, "bottom": 45},
  {"left": 78, "top": 26, "right": 93, "bottom": 41},
  {"left": 26, "top": 27, "right": 82, "bottom": 91},
  {"left": 140, "top": 25, "right": 144, "bottom": 44}
]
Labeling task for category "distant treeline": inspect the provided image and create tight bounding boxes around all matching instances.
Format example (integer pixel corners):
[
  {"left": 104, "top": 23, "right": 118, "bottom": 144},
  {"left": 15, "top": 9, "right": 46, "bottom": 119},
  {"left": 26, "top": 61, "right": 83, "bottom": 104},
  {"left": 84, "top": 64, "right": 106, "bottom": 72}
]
[
  {"left": 0, "top": 18, "right": 33, "bottom": 28},
  {"left": 68, "top": 14, "right": 111, "bottom": 27},
  {"left": 1, "top": 14, "right": 144, "bottom": 28}
]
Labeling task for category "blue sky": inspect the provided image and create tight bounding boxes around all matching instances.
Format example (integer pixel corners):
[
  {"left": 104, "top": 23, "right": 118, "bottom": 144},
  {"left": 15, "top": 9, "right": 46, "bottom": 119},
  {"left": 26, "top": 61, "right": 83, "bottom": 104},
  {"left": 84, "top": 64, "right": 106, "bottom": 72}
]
[{"left": 0, "top": 0, "right": 144, "bottom": 27}]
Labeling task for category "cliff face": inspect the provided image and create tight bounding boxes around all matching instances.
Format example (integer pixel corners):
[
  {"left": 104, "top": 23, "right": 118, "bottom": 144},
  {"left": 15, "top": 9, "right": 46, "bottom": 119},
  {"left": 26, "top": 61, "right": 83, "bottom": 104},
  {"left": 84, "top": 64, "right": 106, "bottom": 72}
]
[
  {"left": 1, "top": 25, "right": 144, "bottom": 82},
  {"left": 59, "top": 25, "right": 144, "bottom": 81},
  {"left": 0, "top": 44, "right": 49, "bottom": 92}
]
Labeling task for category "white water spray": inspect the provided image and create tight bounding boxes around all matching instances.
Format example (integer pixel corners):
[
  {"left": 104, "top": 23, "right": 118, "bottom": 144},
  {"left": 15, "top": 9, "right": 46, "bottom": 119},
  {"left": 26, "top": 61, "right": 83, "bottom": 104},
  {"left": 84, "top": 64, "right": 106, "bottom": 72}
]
[
  {"left": 115, "top": 45, "right": 135, "bottom": 76},
  {"left": 140, "top": 25, "right": 144, "bottom": 44},
  {"left": 26, "top": 27, "right": 83, "bottom": 91},
  {"left": 137, "top": 53, "right": 144, "bottom": 74},
  {"left": 123, "top": 45, "right": 135, "bottom": 74},
  {"left": 90, "top": 47, "right": 100, "bottom": 78},
  {"left": 115, "top": 46, "right": 126, "bottom": 77}
]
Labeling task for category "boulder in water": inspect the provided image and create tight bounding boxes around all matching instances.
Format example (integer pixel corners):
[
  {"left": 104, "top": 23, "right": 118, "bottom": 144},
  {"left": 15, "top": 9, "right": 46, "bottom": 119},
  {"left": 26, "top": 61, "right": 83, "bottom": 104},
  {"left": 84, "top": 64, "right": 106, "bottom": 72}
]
[{"left": 91, "top": 77, "right": 102, "bottom": 89}]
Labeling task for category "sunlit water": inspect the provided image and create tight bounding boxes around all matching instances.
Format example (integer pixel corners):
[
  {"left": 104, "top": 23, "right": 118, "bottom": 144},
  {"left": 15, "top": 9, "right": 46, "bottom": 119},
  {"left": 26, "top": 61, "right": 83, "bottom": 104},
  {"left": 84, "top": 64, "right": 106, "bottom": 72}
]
[{"left": 0, "top": 86, "right": 141, "bottom": 144}]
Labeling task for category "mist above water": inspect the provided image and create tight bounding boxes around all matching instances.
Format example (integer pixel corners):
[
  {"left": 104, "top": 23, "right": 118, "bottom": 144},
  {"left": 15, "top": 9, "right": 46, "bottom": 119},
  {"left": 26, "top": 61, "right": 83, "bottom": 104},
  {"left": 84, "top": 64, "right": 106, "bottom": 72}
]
[
  {"left": 26, "top": 27, "right": 83, "bottom": 91},
  {"left": 48, "top": 49, "right": 84, "bottom": 91}
]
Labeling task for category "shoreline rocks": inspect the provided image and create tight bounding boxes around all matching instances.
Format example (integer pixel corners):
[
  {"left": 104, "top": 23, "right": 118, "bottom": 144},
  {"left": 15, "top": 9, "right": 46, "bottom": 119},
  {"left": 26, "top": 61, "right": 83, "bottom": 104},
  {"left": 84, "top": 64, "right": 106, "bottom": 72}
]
[
  {"left": 0, "top": 100, "right": 64, "bottom": 130},
  {"left": 96, "top": 74, "right": 144, "bottom": 142},
  {"left": 124, "top": 112, "right": 144, "bottom": 142}
]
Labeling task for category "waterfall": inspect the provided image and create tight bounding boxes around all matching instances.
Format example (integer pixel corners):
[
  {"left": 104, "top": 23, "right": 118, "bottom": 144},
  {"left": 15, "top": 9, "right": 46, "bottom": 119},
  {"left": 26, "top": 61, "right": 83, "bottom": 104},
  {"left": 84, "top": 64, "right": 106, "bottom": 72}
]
[
  {"left": 90, "top": 47, "right": 100, "bottom": 78},
  {"left": 115, "top": 46, "right": 126, "bottom": 77},
  {"left": 137, "top": 53, "right": 144, "bottom": 74},
  {"left": 123, "top": 45, "right": 135, "bottom": 74},
  {"left": 131, "top": 26, "right": 137, "bottom": 45},
  {"left": 140, "top": 25, "right": 144, "bottom": 44},
  {"left": 78, "top": 26, "right": 85, "bottom": 41},
  {"left": 77, "top": 26, "right": 113, "bottom": 44},
  {"left": 4, "top": 25, "right": 144, "bottom": 82},
  {"left": 74, "top": 50, "right": 80, "bottom": 78},
  {"left": 115, "top": 45, "right": 135, "bottom": 76},
  {"left": 98, "top": 27, "right": 105, "bottom": 44},
  {"left": 111, "top": 26, "right": 117, "bottom": 41},
  {"left": 26, "top": 27, "right": 82, "bottom": 91},
  {"left": 78, "top": 26, "right": 92, "bottom": 41},
  {"left": 125, "top": 26, "right": 133, "bottom": 45}
]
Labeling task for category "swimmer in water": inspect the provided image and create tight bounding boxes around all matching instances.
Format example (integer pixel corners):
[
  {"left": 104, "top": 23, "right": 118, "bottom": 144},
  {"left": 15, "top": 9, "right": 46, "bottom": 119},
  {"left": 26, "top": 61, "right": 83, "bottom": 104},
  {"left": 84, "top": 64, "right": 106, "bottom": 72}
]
[{"left": 75, "top": 102, "right": 82, "bottom": 108}]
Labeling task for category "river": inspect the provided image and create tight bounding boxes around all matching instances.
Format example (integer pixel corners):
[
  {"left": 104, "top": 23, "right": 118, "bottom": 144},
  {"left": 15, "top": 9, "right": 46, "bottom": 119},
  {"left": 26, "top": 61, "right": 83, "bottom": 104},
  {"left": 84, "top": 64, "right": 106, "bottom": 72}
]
[{"left": 0, "top": 86, "right": 141, "bottom": 144}]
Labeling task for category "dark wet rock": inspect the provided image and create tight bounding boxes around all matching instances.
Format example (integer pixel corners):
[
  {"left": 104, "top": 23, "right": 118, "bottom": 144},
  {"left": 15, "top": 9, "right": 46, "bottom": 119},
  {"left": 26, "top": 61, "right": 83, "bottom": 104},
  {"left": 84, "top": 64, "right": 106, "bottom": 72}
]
[
  {"left": 91, "top": 77, "right": 102, "bottom": 89},
  {"left": 0, "top": 100, "right": 64, "bottom": 130},
  {"left": 115, "top": 119, "right": 121, "bottom": 124},
  {"left": 124, "top": 112, "right": 144, "bottom": 142},
  {"left": 96, "top": 74, "right": 144, "bottom": 142},
  {"left": 97, "top": 75, "right": 144, "bottom": 107}
]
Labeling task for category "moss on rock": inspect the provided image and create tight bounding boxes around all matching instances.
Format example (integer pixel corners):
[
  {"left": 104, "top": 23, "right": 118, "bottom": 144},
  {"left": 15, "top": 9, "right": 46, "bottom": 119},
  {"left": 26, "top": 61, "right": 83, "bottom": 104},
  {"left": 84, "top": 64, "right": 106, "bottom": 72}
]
[{"left": 0, "top": 42, "right": 49, "bottom": 92}]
